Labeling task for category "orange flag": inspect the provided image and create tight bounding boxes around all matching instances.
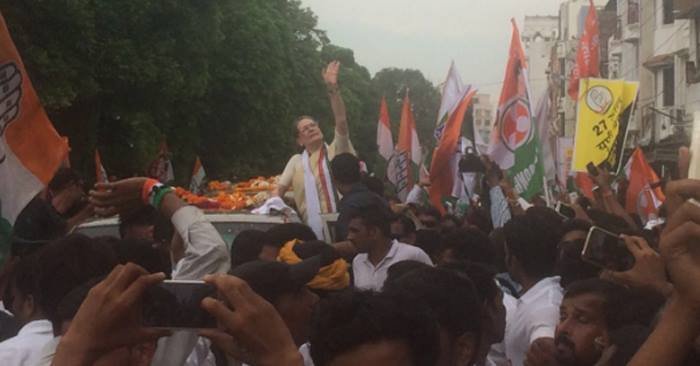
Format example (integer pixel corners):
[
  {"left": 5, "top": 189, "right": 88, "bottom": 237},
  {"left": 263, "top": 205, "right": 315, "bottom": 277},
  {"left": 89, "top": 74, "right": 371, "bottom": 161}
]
[
  {"left": 387, "top": 94, "right": 422, "bottom": 201},
  {"left": 568, "top": 0, "right": 600, "bottom": 100},
  {"left": 429, "top": 89, "right": 477, "bottom": 214},
  {"left": 575, "top": 172, "right": 595, "bottom": 200},
  {"left": 0, "top": 11, "right": 69, "bottom": 227},
  {"left": 624, "top": 148, "right": 664, "bottom": 220}
]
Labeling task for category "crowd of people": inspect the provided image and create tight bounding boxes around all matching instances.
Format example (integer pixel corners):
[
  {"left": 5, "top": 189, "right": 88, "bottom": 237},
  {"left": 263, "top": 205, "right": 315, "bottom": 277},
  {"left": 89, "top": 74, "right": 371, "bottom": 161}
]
[{"left": 1, "top": 61, "right": 700, "bottom": 366}]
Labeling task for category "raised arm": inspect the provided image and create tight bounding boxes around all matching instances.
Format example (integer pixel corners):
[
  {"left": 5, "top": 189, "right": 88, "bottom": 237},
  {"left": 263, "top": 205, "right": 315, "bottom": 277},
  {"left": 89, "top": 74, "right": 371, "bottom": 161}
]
[{"left": 323, "top": 61, "right": 349, "bottom": 137}]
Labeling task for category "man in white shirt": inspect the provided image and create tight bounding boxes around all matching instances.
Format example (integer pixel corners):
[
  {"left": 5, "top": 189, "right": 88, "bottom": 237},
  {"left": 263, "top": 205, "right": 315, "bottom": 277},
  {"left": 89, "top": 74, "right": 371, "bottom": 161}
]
[
  {"left": 501, "top": 211, "right": 564, "bottom": 366},
  {"left": 347, "top": 204, "right": 432, "bottom": 291},
  {"left": 0, "top": 255, "right": 53, "bottom": 365}
]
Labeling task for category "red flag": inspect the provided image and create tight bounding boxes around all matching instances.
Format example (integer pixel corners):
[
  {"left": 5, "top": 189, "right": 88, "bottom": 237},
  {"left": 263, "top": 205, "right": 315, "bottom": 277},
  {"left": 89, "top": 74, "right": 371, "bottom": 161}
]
[
  {"left": 377, "top": 96, "right": 394, "bottom": 161},
  {"left": 575, "top": 172, "right": 595, "bottom": 200},
  {"left": 624, "top": 148, "right": 664, "bottom": 219},
  {"left": 568, "top": 0, "right": 600, "bottom": 100},
  {"left": 429, "top": 89, "right": 477, "bottom": 214},
  {"left": 95, "top": 149, "right": 108, "bottom": 183}
]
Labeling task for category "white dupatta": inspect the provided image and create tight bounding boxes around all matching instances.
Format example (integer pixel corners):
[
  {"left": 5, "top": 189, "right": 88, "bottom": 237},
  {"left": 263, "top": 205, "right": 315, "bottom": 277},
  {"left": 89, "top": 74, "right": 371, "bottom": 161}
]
[{"left": 302, "top": 146, "right": 337, "bottom": 239}]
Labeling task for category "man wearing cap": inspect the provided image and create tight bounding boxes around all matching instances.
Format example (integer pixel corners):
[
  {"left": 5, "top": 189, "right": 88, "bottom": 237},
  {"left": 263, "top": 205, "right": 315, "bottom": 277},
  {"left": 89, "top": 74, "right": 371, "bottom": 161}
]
[
  {"left": 347, "top": 204, "right": 433, "bottom": 291},
  {"left": 274, "top": 61, "right": 356, "bottom": 240}
]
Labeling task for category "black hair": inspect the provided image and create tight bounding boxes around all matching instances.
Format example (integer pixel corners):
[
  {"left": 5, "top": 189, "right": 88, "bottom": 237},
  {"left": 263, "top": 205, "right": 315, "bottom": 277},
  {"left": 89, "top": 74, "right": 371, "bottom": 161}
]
[
  {"left": 414, "top": 229, "right": 442, "bottom": 260},
  {"left": 118, "top": 206, "right": 157, "bottom": 239},
  {"left": 439, "top": 228, "right": 496, "bottom": 268},
  {"left": 267, "top": 223, "right": 317, "bottom": 248},
  {"left": 384, "top": 260, "right": 433, "bottom": 287},
  {"left": 606, "top": 325, "right": 651, "bottom": 366},
  {"left": 230, "top": 230, "right": 273, "bottom": 268},
  {"left": 392, "top": 214, "right": 416, "bottom": 235},
  {"left": 561, "top": 219, "right": 592, "bottom": 235},
  {"left": 362, "top": 175, "right": 385, "bottom": 197},
  {"left": 309, "top": 290, "right": 440, "bottom": 366},
  {"left": 11, "top": 253, "right": 39, "bottom": 299},
  {"left": 348, "top": 203, "right": 393, "bottom": 238},
  {"left": 525, "top": 206, "right": 565, "bottom": 240},
  {"left": 441, "top": 214, "right": 462, "bottom": 227},
  {"left": 441, "top": 261, "right": 499, "bottom": 306},
  {"left": 330, "top": 153, "right": 361, "bottom": 185},
  {"left": 35, "top": 234, "right": 117, "bottom": 334},
  {"left": 503, "top": 211, "right": 559, "bottom": 279},
  {"left": 48, "top": 168, "right": 82, "bottom": 193},
  {"left": 384, "top": 267, "right": 481, "bottom": 343},
  {"left": 564, "top": 279, "right": 643, "bottom": 331},
  {"left": 488, "top": 229, "right": 508, "bottom": 273},
  {"left": 292, "top": 240, "right": 340, "bottom": 267},
  {"left": 586, "top": 209, "right": 632, "bottom": 233},
  {"left": 113, "top": 238, "right": 171, "bottom": 275},
  {"left": 55, "top": 277, "right": 103, "bottom": 333},
  {"left": 555, "top": 238, "right": 601, "bottom": 287},
  {"left": 418, "top": 205, "right": 442, "bottom": 222}
]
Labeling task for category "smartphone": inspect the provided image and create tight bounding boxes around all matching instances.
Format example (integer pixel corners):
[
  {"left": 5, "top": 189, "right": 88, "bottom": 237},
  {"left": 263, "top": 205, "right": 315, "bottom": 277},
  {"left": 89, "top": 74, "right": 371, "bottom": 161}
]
[
  {"left": 555, "top": 202, "right": 576, "bottom": 219},
  {"left": 581, "top": 227, "right": 635, "bottom": 271},
  {"left": 142, "top": 280, "right": 217, "bottom": 329}
]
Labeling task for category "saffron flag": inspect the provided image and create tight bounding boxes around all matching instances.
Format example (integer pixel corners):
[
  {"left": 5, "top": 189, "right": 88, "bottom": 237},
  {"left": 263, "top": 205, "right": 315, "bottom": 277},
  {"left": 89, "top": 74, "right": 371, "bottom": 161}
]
[
  {"left": 377, "top": 96, "right": 394, "bottom": 161},
  {"left": 148, "top": 140, "right": 175, "bottom": 183},
  {"left": 568, "top": 0, "right": 600, "bottom": 100},
  {"left": 388, "top": 94, "right": 422, "bottom": 201},
  {"left": 488, "top": 19, "right": 545, "bottom": 199},
  {"left": 429, "top": 88, "right": 477, "bottom": 213},
  {"left": 190, "top": 156, "right": 207, "bottom": 194},
  {"left": 575, "top": 172, "right": 595, "bottom": 200},
  {"left": 624, "top": 148, "right": 664, "bottom": 222},
  {"left": 95, "top": 150, "right": 108, "bottom": 183},
  {"left": 0, "top": 12, "right": 69, "bottom": 256},
  {"left": 572, "top": 79, "right": 639, "bottom": 173}
]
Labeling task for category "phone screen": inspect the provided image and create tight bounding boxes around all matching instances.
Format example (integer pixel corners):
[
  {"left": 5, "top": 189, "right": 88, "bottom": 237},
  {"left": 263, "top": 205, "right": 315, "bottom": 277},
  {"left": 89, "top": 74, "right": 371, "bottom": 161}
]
[
  {"left": 142, "top": 281, "right": 217, "bottom": 329},
  {"left": 556, "top": 202, "right": 576, "bottom": 219},
  {"left": 581, "top": 227, "right": 635, "bottom": 271}
]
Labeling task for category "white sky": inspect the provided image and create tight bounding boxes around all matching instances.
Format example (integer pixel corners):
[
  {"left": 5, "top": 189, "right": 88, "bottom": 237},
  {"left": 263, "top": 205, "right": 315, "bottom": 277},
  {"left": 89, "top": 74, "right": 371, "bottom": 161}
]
[{"left": 300, "top": 0, "right": 566, "bottom": 97}]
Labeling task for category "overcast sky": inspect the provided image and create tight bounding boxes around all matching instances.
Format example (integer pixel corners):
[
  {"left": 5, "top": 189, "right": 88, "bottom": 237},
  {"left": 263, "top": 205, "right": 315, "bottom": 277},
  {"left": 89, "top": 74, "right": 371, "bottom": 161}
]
[{"left": 299, "top": 0, "right": 565, "bottom": 97}]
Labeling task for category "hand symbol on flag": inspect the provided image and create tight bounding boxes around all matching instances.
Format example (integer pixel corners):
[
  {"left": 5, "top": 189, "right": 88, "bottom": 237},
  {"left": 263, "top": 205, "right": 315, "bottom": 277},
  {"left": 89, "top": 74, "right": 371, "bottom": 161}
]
[{"left": 0, "top": 62, "right": 21, "bottom": 138}]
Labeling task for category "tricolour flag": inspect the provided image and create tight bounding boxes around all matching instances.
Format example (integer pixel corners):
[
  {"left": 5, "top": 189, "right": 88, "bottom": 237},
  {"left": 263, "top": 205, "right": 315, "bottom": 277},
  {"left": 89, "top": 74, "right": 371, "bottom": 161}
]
[
  {"left": 0, "top": 11, "right": 69, "bottom": 254},
  {"left": 435, "top": 61, "right": 466, "bottom": 141},
  {"left": 190, "top": 156, "right": 207, "bottom": 194},
  {"left": 95, "top": 149, "right": 108, "bottom": 183},
  {"left": 568, "top": 0, "right": 600, "bottom": 100},
  {"left": 148, "top": 140, "right": 175, "bottom": 183},
  {"left": 488, "top": 19, "right": 544, "bottom": 199},
  {"left": 429, "top": 87, "right": 477, "bottom": 214},
  {"left": 387, "top": 94, "right": 422, "bottom": 201},
  {"left": 377, "top": 96, "right": 394, "bottom": 161},
  {"left": 624, "top": 148, "right": 664, "bottom": 222}
]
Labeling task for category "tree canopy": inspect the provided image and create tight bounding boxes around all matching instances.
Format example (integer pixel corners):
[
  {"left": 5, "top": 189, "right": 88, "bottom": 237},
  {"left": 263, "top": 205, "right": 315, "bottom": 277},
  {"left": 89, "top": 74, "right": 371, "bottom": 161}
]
[{"left": 0, "top": 0, "right": 441, "bottom": 183}]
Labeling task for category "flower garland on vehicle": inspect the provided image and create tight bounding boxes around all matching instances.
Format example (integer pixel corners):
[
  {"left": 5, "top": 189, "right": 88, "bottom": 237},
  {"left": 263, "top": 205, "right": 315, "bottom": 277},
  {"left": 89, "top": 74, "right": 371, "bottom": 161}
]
[{"left": 174, "top": 176, "right": 278, "bottom": 211}]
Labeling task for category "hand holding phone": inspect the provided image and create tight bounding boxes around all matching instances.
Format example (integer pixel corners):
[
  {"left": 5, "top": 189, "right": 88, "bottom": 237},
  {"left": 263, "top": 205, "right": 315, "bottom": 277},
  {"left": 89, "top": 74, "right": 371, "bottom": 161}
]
[
  {"left": 555, "top": 202, "right": 576, "bottom": 219},
  {"left": 581, "top": 227, "right": 635, "bottom": 271},
  {"left": 142, "top": 280, "right": 217, "bottom": 329}
]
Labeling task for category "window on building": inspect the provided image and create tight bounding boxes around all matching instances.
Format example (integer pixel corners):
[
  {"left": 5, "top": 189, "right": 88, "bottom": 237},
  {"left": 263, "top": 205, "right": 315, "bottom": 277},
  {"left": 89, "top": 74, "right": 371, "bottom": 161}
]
[
  {"left": 696, "top": 17, "right": 700, "bottom": 65},
  {"left": 628, "top": 0, "right": 640, "bottom": 24},
  {"left": 662, "top": 66, "right": 675, "bottom": 106},
  {"left": 662, "top": 0, "right": 674, "bottom": 25}
]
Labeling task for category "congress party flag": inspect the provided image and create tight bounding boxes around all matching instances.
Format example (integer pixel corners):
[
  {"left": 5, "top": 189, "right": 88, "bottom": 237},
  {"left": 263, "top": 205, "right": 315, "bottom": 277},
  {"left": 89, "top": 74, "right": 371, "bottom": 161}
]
[
  {"left": 377, "top": 96, "right": 394, "bottom": 161},
  {"left": 488, "top": 19, "right": 544, "bottom": 199},
  {"left": 0, "top": 11, "right": 69, "bottom": 256},
  {"left": 190, "top": 156, "right": 207, "bottom": 194},
  {"left": 624, "top": 148, "right": 664, "bottom": 222},
  {"left": 388, "top": 94, "right": 422, "bottom": 201},
  {"left": 95, "top": 149, "right": 109, "bottom": 183},
  {"left": 572, "top": 78, "right": 639, "bottom": 173},
  {"left": 435, "top": 61, "right": 466, "bottom": 140},
  {"left": 148, "top": 140, "right": 175, "bottom": 184},
  {"left": 429, "top": 87, "right": 477, "bottom": 214},
  {"left": 568, "top": 0, "right": 600, "bottom": 100}
]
